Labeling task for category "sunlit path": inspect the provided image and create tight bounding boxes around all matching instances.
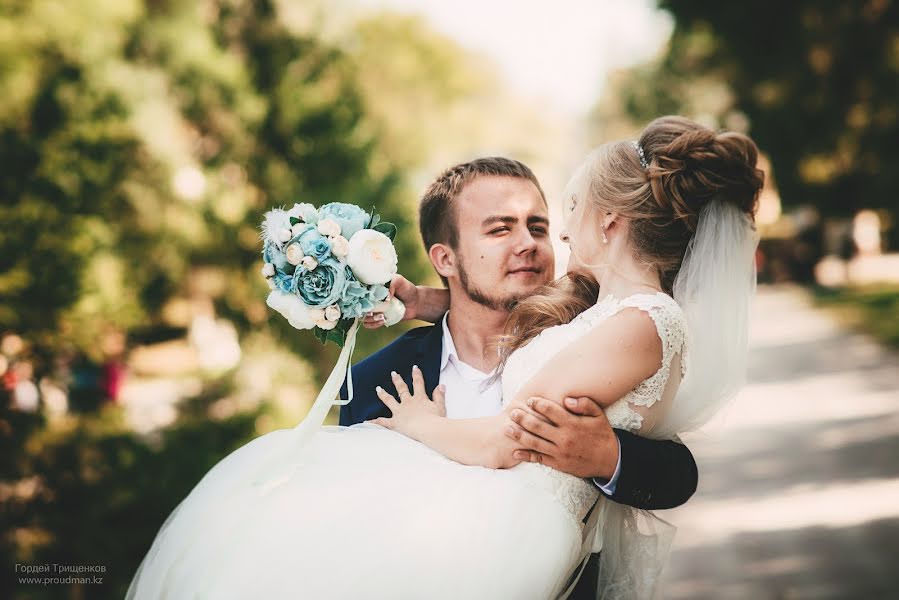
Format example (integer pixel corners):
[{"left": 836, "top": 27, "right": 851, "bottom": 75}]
[{"left": 660, "top": 285, "right": 899, "bottom": 599}]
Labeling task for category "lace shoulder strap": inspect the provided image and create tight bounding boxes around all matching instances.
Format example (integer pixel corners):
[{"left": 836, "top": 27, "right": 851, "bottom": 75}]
[{"left": 616, "top": 293, "right": 688, "bottom": 378}]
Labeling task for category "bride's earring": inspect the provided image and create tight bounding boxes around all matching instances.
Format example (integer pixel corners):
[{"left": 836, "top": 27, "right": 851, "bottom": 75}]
[{"left": 601, "top": 228, "right": 609, "bottom": 245}]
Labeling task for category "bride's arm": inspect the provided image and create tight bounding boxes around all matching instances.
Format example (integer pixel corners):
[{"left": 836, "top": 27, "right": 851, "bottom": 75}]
[
  {"left": 372, "top": 308, "right": 666, "bottom": 469},
  {"left": 370, "top": 368, "right": 522, "bottom": 469}
]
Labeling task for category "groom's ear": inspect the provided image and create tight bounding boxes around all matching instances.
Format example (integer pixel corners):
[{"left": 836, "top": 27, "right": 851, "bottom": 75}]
[{"left": 428, "top": 243, "right": 456, "bottom": 279}]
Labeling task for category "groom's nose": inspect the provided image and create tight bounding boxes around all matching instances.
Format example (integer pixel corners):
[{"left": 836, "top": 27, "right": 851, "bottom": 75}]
[{"left": 513, "top": 228, "right": 539, "bottom": 255}]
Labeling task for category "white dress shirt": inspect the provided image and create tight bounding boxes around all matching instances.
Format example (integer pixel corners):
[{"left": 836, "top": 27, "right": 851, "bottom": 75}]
[{"left": 438, "top": 313, "right": 620, "bottom": 494}]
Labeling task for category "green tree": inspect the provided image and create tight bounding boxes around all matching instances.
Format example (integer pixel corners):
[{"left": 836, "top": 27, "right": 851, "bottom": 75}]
[{"left": 595, "top": 0, "right": 899, "bottom": 244}]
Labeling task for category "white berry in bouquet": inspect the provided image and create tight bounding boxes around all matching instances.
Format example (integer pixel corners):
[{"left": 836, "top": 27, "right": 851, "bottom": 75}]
[
  {"left": 330, "top": 235, "right": 350, "bottom": 258},
  {"left": 324, "top": 305, "right": 341, "bottom": 322},
  {"left": 285, "top": 243, "right": 305, "bottom": 266},
  {"left": 301, "top": 256, "right": 318, "bottom": 271},
  {"left": 317, "top": 218, "right": 342, "bottom": 238}
]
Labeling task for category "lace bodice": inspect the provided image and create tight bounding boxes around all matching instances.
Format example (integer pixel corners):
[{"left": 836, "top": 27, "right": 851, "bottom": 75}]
[{"left": 502, "top": 292, "right": 688, "bottom": 521}]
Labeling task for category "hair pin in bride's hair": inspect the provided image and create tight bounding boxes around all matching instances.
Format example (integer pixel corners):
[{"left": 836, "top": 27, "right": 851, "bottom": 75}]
[{"left": 631, "top": 141, "right": 649, "bottom": 169}]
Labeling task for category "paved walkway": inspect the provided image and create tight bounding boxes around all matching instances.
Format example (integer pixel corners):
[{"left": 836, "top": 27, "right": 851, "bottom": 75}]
[{"left": 659, "top": 285, "right": 899, "bottom": 599}]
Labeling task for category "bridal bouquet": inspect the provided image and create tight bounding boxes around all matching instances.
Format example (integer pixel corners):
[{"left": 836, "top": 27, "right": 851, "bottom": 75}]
[{"left": 261, "top": 202, "right": 404, "bottom": 347}]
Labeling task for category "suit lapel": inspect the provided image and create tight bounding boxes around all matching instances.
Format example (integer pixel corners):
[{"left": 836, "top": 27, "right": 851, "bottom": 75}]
[{"left": 415, "top": 319, "right": 445, "bottom": 399}]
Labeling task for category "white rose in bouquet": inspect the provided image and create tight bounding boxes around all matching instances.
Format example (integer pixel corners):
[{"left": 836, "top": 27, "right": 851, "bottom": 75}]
[{"left": 346, "top": 229, "right": 398, "bottom": 285}]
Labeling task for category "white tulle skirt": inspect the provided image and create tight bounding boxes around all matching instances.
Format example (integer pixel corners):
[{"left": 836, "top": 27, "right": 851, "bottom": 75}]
[{"left": 127, "top": 423, "right": 585, "bottom": 600}]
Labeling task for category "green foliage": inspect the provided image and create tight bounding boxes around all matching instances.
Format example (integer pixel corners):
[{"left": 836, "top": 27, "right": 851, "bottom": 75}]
[
  {"left": 372, "top": 221, "right": 397, "bottom": 241},
  {"left": 0, "top": 1, "right": 492, "bottom": 597},
  {"left": 813, "top": 284, "right": 899, "bottom": 349},
  {"left": 1, "top": 383, "right": 262, "bottom": 599},
  {"left": 603, "top": 1, "right": 899, "bottom": 225}
]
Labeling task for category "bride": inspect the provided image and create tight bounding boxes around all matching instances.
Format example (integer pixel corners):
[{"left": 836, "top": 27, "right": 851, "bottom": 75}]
[{"left": 128, "top": 116, "right": 763, "bottom": 599}]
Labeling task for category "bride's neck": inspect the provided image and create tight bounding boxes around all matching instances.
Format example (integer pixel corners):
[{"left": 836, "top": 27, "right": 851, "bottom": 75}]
[{"left": 592, "top": 252, "right": 663, "bottom": 302}]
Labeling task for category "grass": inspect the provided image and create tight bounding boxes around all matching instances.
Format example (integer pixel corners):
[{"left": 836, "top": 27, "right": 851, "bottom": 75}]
[{"left": 812, "top": 284, "right": 899, "bottom": 350}]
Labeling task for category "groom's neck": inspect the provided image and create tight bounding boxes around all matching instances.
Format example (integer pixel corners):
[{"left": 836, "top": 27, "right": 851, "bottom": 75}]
[{"left": 445, "top": 295, "right": 508, "bottom": 373}]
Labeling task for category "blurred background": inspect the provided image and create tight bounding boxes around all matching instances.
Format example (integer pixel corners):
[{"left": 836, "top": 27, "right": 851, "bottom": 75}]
[{"left": 1, "top": 1, "right": 897, "bottom": 598}]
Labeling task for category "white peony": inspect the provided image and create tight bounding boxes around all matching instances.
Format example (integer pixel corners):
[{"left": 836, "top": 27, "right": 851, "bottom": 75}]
[
  {"left": 346, "top": 229, "right": 398, "bottom": 285},
  {"left": 324, "top": 304, "right": 341, "bottom": 322},
  {"left": 261, "top": 263, "right": 275, "bottom": 277},
  {"left": 329, "top": 235, "right": 350, "bottom": 258},
  {"left": 266, "top": 291, "right": 315, "bottom": 330},
  {"left": 285, "top": 243, "right": 305, "bottom": 265},
  {"left": 317, "top": 218, "right": 341, "bottom": 237},
  {"left": 301, "top": 256, "right": 318, "bottom": 271}
]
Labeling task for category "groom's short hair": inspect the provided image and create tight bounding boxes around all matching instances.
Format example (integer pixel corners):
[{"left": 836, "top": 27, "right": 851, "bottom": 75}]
[{"left": 418, "top": 157, "right": 546, "bottom": 252}]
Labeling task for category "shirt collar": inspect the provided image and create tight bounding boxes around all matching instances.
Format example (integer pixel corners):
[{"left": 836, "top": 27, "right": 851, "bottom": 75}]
[{"left": 440, "top": 312, "right": 456, "bottom": 372}]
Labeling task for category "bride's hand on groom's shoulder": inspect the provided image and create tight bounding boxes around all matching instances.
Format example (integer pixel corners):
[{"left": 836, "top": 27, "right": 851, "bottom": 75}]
[{"left": 369, "top": 366, "right": 446, "bottom": 439}]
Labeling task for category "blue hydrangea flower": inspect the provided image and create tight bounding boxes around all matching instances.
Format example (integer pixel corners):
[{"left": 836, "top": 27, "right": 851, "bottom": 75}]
[
  {"left": 368, "top": 284, "right": 389, "bottom": 303},
  {"left": 319, "top": 202, "right": 371, "bottom": 240},
  {"left": 339, "top": 270, "right": 375, "bottom": 318},
  {"left": 273, "top": 272, "right": 296, "bottom": 293},
  {"left": 293, "top": 257, "right": 346, "bottom": 307}
]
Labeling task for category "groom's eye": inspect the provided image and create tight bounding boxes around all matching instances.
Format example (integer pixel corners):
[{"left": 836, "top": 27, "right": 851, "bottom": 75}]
[
  {"left": 529, "top": 226, "right": 548, "bottom": 236},
  {"left": 489, "top": 227, "right": 510, "bottom": 235}
]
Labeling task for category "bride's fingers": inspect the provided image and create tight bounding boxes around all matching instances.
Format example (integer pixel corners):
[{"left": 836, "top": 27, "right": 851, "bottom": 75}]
[
  {"left": 411, "top": 365, "right": 426, "bottom": 399},
  {"left": 514, "top": 450, "right": 558, "bottom": 469},
  {"left": 369, "top": 417, "right": 394, "bottom": 429},
  {"left": 504, "top": 423, "right": 555, "bottom": 455},
  {"left": 390, "top": 371, "right": 412, "bottom": 400},
  {"left": 510, "top": 408, "right": 556, "bottom": 439},
  {"left": 432, "top": 384, "right": 447, "bottom": 415},
  {"left": 375, "top": 386, "right": 400, "bottom": 412}
]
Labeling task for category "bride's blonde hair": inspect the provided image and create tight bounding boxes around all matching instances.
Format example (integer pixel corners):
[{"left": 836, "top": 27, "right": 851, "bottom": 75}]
[{"left": 496, "top": 116, "right": 764, "bottom": 368}]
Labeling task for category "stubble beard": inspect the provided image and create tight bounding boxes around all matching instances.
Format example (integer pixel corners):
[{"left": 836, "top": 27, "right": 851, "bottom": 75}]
[{"left": 456, "top": 257, "right": 532, "bottom": 313}]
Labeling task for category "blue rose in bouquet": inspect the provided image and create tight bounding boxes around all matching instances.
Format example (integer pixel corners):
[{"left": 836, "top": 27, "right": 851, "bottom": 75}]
[{"left": 293, "top": 257, "right": 347, "bottom": 308}]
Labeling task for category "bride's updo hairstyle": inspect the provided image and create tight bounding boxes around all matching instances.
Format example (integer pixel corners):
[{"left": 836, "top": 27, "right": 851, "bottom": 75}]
[{"left": 497, "top": 116, "right": 764, "bottom": 365}]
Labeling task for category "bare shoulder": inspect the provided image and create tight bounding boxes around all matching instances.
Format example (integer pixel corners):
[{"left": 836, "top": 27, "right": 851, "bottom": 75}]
[{"left": 510, "top": 305, "right": 666, "bottom": 409}]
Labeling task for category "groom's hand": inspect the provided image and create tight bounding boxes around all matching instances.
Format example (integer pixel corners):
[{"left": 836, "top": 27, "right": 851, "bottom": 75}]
[{"left": 505, "top": 396, "right": 619, "bottom": 480}]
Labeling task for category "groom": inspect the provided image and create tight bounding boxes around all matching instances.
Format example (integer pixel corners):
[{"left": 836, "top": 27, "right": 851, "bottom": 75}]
[{"left": 340, "top": 157, "right": 697, "bottom": 597}]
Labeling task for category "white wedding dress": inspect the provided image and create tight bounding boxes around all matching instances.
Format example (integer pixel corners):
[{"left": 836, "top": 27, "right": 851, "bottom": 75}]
[{"left": 128, "top": 292, "right": 686, "bottom": 600}]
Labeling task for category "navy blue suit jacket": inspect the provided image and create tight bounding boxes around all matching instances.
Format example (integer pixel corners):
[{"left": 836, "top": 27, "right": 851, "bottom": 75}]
[{"left": 340, "top": 323, "right": 698, "bottom": 511}]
